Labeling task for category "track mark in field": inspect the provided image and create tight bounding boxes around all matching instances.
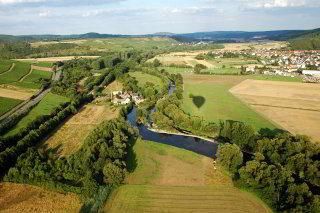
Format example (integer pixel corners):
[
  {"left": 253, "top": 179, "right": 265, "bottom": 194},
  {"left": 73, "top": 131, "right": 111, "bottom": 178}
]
[
  {"left": 249, "top": 103, "right": 320, "bottom": 112},
  {"left": 0, "top": 63, "right": 15, "bottom": 76},
  {"left": 19, "top": 66, "right": 33, "bottom": 82}
]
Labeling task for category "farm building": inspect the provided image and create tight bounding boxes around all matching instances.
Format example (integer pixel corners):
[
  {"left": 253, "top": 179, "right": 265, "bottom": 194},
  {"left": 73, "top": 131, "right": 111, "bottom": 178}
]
[{"left": 302, "top": 70, "right": 320, "bottom": 76}]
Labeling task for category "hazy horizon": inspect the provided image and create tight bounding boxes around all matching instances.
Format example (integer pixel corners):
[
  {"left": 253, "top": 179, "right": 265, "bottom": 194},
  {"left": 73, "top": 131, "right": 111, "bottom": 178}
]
[{"left": 1, "top": 0, "right": 320, "bottom": 35}]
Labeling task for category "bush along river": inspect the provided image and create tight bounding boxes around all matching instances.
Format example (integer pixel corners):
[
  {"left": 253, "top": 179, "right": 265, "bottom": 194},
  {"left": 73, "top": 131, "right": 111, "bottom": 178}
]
[{"left": 126, "top": 83, "right": 219, "bottom": 159}]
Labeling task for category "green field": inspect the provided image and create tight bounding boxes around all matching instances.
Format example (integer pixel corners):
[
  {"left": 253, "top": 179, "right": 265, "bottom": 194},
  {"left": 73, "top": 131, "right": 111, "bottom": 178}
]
[
  {"left": 129, "top": 71, "right": 163, "bottom": 89},
  {"left": 182, "top": 75, "right": 276, "bottom": 131},
  {"left": 23, "top": 69, "right": 52, "bottom": 82},
  {"left": 104, "top": 140, "right": 272, "bottom": 213},
  {"left": 0, "top": 60, "right": 13, "bottom": 74},
  {"left": 0, "top": 62, "right": 31, "bottom": 84},
  {"left": 0, "top": 97, "right": 23, "bottom": 116},
  {"left": 205, "top": 67, "right": 240, "bottom": 74},
  {"left": 159, "top": 66, "right": 193, "bottom": 74},
  {"left": 33, "top": 62, "right": 54, "bottom": 67},
  {"left": 6, "top": 93, "right": 69, "bottom": 136}
]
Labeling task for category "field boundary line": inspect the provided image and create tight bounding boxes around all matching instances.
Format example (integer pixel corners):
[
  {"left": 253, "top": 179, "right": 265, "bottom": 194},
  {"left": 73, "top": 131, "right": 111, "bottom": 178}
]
[
  {"left": 0, "top": 63, "right": 15, "bottom": 76},
  {"left": 248, "top": 103, "right": 320, "bottom": 112}
]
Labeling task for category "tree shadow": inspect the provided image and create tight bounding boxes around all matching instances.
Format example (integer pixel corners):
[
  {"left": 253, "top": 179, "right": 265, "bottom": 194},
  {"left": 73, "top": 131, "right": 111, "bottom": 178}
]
[
  {"left": 126, "top": 138, "right": 137, "bottom": 173},
  {"left": 192, "top": 96, "right": 206, "bottom": 109}
]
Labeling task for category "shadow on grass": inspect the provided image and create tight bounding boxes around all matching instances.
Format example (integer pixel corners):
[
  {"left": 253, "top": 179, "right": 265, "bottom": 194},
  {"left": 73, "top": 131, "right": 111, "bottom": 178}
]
[
  {"left": 192, "top": 96, "right": 206, "bottom": 109},
  {"left": 126, "top": 138, "right": 137, "bottom": 173}
]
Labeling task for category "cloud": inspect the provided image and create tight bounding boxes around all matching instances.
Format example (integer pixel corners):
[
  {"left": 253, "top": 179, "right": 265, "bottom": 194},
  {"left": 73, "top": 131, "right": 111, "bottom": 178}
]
[
  {"left": 239, "top": 0, "right": 320, "bottom": 9},
  {"left": 0, "top": 0, "right": 126, "bottom": 7},
  {"left": 169, "top": 6, "right": 221, "bottom": 15}
]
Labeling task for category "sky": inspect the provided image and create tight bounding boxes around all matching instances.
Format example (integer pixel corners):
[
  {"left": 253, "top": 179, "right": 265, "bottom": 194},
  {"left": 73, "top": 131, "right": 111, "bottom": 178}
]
[{"left": 0, "top": 0, "right": 320, "bottom": 35}]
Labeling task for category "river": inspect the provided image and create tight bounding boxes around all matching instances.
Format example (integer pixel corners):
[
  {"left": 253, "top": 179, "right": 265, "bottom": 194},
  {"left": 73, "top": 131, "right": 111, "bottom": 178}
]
[{"left": 127, "top": 105, "right": 219, "bottom": 159}]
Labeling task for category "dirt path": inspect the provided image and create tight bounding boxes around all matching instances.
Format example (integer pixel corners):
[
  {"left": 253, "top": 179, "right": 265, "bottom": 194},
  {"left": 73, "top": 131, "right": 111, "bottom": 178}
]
[
  {"left": 19, "top": 66, "right": 33, "bottom": 82},
  {"left": 31, "top": 65, "right": 53, "bottom": 72},
  {"left": 0, "top": 63, "right": 15, "bottom": 76}
]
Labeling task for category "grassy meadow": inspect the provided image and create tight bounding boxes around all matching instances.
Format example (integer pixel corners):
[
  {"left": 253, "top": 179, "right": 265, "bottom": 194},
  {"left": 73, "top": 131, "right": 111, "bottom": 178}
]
[
  {"left": 0, "top": 97, "right": 23, "bottom": 116},
  {"left": 0, "top": 62, "right": 31, "bottom": 84},
  {"left": 6, "top": 93, "right": 70, "bottom": 136},
  {"left": 104, "top": 139, "right": 272, "bottom": 213},
  {"left": 23, "top": 69, "right": 52, "bottom": 82},
  {"left": 129, "top": 71, "right": 163, "bottom": 89},
  {"left": 182, "top": 75, "right": 276, "bottom": 131},
  {"left": 0, "top": 60, "right": 13, "bottom": 74}
]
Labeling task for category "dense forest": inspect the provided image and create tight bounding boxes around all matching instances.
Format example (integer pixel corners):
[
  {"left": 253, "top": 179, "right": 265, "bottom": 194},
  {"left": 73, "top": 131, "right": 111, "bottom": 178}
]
[{"left": 289, "top": 29, "right": 320, "bottom": 50}]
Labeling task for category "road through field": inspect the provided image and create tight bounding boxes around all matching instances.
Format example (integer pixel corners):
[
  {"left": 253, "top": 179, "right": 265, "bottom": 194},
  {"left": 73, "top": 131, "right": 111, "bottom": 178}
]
[{"left": 0, "top": 63, "right": 15, "bottom": 76}]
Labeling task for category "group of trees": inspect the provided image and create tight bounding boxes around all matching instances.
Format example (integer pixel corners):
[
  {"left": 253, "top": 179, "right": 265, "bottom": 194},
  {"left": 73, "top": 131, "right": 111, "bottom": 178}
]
[
  {"left": 218, "top": 132, "right": 320, "bottom": 212},
  {"left": 4, "top": 118, "right": 138, "bottom": 198}
]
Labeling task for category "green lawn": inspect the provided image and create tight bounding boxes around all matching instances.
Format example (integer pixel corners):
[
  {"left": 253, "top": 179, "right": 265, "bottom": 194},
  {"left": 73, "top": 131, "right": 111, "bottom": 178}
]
[
  {"left": 104, "top": 140, "right": 272, "bottom": 213},
  {"left": 129, "top": 71, "right": 163, "bottom": 89},
  {"left": 0, "top": 62, "right": 31, "bottom": 84},
  {"left": 23, "top": 70, "right": 52, "bottom": 82},
  {"left": 6, "top": 93, "right": 69, "bottom": 136},
  {"left": 0, "top": 60, "right": 13, "bottom": 74},
  {"left": 0, "top": 97, "right": 23, "bottom": 116},
  {"left": 182, "top": 80, "right": 276, "bottom": 131}
]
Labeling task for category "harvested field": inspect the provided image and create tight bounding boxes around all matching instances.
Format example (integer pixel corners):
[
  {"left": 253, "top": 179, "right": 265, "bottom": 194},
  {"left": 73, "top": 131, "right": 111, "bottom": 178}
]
[
  {"left": 0, "top": 87, "right": 33, "bottom": 100},
  {"left": 31, "top": 65, "right": 53, "bottom": 72},
  {"left": 105, "top": 140, "right": 272, "bottom": 213},
  {"left": 0, "top": 182, "right": 82, "bottom": 213},
  {"left": 15, "top": 56, "right": 100, "bottom": 63},
  {"left": 40, "top": 104, "right": 119, "bottom": 157},
  {"left": 230, "top": 79, "right": 320, "bottom": 142}
]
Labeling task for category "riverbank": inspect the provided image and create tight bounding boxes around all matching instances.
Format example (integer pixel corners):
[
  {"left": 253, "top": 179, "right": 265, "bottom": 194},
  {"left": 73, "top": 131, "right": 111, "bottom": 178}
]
[{"left": 148, "top": 128, "right": 218, "bottom": 144}]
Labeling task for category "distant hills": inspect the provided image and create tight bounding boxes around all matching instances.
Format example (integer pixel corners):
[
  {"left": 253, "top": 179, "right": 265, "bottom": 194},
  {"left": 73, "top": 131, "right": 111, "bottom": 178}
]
[{"left": 1, "top": 28, "right": 319, "bottom": 50}]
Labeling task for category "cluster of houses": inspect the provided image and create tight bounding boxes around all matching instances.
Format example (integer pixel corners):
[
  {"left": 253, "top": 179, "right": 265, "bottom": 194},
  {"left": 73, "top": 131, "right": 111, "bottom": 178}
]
[
  {"left": 210, "top": 49, "right": 320, "bottom": 78},
  {"left": 111, "top": 91, "right": 145, "bottom": 105}
]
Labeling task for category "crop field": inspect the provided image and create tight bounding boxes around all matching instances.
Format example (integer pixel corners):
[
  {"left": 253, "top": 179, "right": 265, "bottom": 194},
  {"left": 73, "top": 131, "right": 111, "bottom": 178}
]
[
  {"left": 0, "top": 87, "right": 34, "bottom": 100},
  {"left": 6, "top": 93, "right": 70, "bottom": 136},
  {"left": 230, "top": 79, "right": 320, "bottom": 142},
  {"left": 159, "top": 66, "right": 193, "bottom": 74},
  {"left": 0, "top": 60, "right": 13, "bottom": 74},
  {"left": 39, "top": 103, "right": 119, "bottom": 157},
  {"left": 105, "top": 140, "right": 271, "bottom": 213},
  {"left": 15, "top": 56, "right": 100, "bottom": 63},
  {"left": 181, "top": 75, "right": 276, "bottom": 131},
  {"left": 23, "top": 69, "right": 52, "bottom": 82},
  {"left": 248, "top": 75, "right": 302, "bottom": 82},
  {"left": 129, "top": 72, "right": 163, "bottom": 89},
  {"left": 0, "top": 97, "right": 23, "bottom": 116},
  {"left": 0, "top": 183, "right": 82, "bottom": 213},
  {"left": 222, "top": 42, "right": 287, "bottom": 51},
  {"left": 0, "top": 62, "right": 30, "bottom": 84}
]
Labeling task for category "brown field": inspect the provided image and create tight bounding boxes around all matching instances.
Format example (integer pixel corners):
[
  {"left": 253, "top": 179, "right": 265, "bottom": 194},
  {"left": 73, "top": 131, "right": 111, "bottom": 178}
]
[
  {"left": 31, "top": 40, "right": 87, "bottom": 48},
  {"left": 105, "top": 140, "right": 271, "bottom": 213},
  {"left": 150, "top": 54, "right": 215, "bottom": 68},
  {"left": 40, "top": 104, "right": 119, "bottom": 157},
  {"left": 230, "top": 79, "right": 320, "bottom": 142},
  {"left": 15, "top": 56, "right": 100, "bottom": 63},
  {"left": 0, "top": 87, "right": 34, "bottom": 100},
  {"left": 223, "top": 42, "right": 287, "bottom": 51},
  {"left": 31, "top": 65, "right": 53, "bottom": 72},
  {"left": 0, "top": 183, "right": 82, "bottom": 213}
]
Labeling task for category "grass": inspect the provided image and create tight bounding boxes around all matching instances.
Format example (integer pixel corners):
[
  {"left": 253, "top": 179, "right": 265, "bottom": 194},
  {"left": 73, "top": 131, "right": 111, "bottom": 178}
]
[
  {"left": 23, "top": 69, "right": 52, "bottom": 82},
  {"left": 0, "top": 62, "right": 31, "bottom": 84},
  {"left": 6, "top": 93, "right": 70, "bottom": 136},
  {"left": 159, "top": 66, "right": 193, "bottom": 74},
  {"left": 33, "top": 62, "right": 54, "bottom": 67},
  {"left": 182, "top": 75, "right": 276, "bottom": 131},
  {"left": 0, "top": 97, "right": 23, "bottom": 116},
  {"left": 39, "top": 103, "right": 120, "bottom": 157},
  {"left": 0, "top": 182, "right": 82, "bottom": 213},
  {"left": 104, "top": 139, "right": 272, "bottom": 213},
  {"left": 0, "top": 60, "right": 13, "bottom": 74},
  {"left": 129, "top": 71, "right": 163, "bottom": 89},
  {"left": 102, "top": 80, "right": 123, "bottom": 95},
  {"left": 205, "top": 67, "right": 240, "bottom": 74}
]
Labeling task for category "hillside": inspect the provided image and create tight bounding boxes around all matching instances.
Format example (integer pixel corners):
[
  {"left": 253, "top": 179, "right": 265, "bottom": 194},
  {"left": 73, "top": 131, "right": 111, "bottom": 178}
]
[{"left": 288, "top": 28, "right": 320, "bottom": 50}]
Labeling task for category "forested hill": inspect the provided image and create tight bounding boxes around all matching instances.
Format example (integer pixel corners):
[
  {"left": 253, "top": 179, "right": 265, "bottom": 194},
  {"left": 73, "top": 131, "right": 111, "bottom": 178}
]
[{"left": 288, "top": 28, "right": 320, "bottom": 50}]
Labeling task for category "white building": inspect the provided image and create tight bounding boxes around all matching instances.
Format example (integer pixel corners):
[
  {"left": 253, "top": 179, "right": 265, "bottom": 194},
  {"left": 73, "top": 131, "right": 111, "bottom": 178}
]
[{"left": 302, "top": 70, "right": 320, "bottom": 76}]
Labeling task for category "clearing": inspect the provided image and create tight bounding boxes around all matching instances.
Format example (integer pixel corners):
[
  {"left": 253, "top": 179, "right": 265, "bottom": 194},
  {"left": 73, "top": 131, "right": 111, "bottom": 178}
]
[
  {"left": 182, "top": 75, "right": 276, "bottom": 131},
  {"left": 39, "top": 103, "right": 119, "bottom": 157},
  {"left": 104, "top": 140, "right": 272, "bottom": 213},
  {"left": 129, "top": 72, "right": 163, "bottom": 89},
  {"left": 6, "top": 93, "right": 70, "bottom": 136},
  {"left": 0, "top": 182, "right": 82, "bottom": 213},
  {"left": 102, "top": 80, "right": 123, "bottom": 95},
  {"left": 230, "top": 79, "right": 320, "bottom": 142},
  {"left": 0, "top": 97, "right": 23, "bottom": 116}
]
